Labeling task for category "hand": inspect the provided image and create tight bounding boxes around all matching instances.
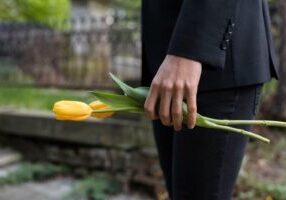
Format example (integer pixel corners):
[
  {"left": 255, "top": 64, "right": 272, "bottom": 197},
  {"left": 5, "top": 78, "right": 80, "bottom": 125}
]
[{"left": 144, "top": 54, "right": 202, "bottom": 131}]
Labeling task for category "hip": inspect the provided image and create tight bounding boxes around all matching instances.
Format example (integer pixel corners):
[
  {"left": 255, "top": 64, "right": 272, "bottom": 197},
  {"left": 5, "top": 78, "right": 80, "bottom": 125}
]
[{"left": 195, "top": 84, "right": 264, "bottom": 121}]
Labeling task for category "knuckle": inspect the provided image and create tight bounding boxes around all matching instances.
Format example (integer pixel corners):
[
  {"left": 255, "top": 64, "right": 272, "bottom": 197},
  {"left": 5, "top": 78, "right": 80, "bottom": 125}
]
[
  {"left": 161, "top": 81, "right": 173, "bottom": 91},
  {"left": 174, "top": 81, "right": 184, "bottom": 89},
  {"left": 159, "top": 110, "right": 165, "bottom": 116},
  {"left": 160, "top": 113, "right": 169, "bottom": 119},
  {"left": 144, "top": 106, "right": 152, "bottom": 114},
  {"left": 188, "top": 105, "right": 196, "bottom": 112},
  {"left": 151, "top": 80, "right": 160, "bottom": 88},
  {"left": 172, "top": 110, "right": 181, "bottom": 117},
  {"left": 185, "top": 81, "right": 195, "bottom": 89}
]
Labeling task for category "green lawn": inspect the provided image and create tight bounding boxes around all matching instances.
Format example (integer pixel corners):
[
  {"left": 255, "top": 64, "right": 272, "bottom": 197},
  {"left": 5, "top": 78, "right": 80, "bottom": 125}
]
[
  {"left": 0, "top": 86, "right": 96, "bottom": 111},
  {"left": 0, "top": 79, "right": 278, "bottom": 111}
]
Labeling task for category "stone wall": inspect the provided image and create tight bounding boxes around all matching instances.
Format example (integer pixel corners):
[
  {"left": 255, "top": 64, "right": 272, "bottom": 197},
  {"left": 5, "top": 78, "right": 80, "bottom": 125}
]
[{"left": 0, "top": 108, "right": 167, "bottom": 199}]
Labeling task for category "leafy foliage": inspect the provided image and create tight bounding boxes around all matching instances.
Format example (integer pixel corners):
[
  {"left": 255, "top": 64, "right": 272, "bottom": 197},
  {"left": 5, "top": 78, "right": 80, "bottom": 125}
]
[
  {"left": 0, "top": 0, "right": 71, "bottom": 29},
  {"left": 90, "top": 90, "right": 143, "bottom": 112},
  {"left": 0, "top": 162, "right": 70, "bottom": 186},
  {"left": 111, "top": 0, "right": 140, "bottom": 19},
  {"left": 112, "top": 0, "right": 140, "bottom": 14},
  {"left": 63, "top": 174, "right": 122, "bottom": 200},
  {"left": 258, "top": 183, "right": 286, "bottom": 200},
  {"left": 237, "top": 176, "right": 286, "bottom": 200},
  {"left": 235, "top": 135, "right": 286, "bottom": 200}
]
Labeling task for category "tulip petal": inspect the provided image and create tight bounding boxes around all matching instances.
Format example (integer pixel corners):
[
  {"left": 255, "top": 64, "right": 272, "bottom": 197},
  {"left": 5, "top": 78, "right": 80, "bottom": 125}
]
[
  {"left": 55, "top": 114, "right": 90, "bottom": 121},
  {"left": 89, "top": 100, "right": 115, "bottom": 119},
  {"left": 53, "top": 100, "right": 92, "bottom": 121},
  {"left": 53, "top": 100, "right": 92, "bottom": 116}
]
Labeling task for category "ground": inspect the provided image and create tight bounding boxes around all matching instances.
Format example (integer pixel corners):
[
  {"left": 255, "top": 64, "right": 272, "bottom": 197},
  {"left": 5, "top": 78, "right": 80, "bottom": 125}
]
[{"left": 0, "top": 127, "right": 285, "bottom": 200}]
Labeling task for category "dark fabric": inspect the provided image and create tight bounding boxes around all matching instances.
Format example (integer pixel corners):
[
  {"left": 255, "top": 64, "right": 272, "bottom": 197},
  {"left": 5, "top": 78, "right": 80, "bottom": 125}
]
[
  {"left": 140, "top": 0, "right": 279, "bottom": 91},
  {"left": 151, "top": 83, "right": 263, "bottom": 200}
]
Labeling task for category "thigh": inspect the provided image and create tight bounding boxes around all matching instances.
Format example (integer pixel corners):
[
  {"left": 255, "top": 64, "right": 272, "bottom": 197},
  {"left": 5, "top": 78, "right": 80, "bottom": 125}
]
[
  {"left": 172, "top": 84, "right": 263, "bottom": 200},
  {"left": 152, "top": 119, "right": 174, "bottom": 196}
]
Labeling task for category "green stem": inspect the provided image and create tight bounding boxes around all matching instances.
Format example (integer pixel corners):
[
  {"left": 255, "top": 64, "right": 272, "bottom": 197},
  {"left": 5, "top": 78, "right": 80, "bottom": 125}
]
[
  {"left": 202, "top": 116, "right": 286, "bottom": 128},
  {"left": 182, "top": 103, "right": 270, "bottom": 143},
  {"left": 182, "top": 115, "right": 270, "bottom": 143},
  {"left": 207, "top": 121, "right": 270, "bottom": 143},
  {"left": 92, "top": 107, "right": 143, "bottom": 113}
]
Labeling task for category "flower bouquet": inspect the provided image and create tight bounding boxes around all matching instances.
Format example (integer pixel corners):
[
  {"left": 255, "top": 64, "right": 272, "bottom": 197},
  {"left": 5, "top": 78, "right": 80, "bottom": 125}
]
[{"left": 53, "top": 72, "right": 286, "bottom": 143}]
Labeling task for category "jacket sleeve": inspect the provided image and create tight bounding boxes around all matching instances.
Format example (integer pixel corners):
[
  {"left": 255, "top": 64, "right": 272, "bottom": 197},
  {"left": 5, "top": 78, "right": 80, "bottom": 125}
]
[{"left": 167, "top": 0, "right": 240, "bottom": 70}]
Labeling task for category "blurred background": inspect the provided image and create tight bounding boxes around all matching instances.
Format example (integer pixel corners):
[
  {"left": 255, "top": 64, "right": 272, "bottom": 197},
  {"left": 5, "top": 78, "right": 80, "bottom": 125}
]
[{"left": 0, "top": 0, "right": 285, "bottom": 199}]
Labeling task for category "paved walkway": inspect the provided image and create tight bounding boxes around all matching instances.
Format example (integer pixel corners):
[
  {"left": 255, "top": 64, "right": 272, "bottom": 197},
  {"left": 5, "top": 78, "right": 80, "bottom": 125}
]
[
  {"left": 0, "top": 148, "right": 151, "bottom": 200},
  {"left": 0, "top": 149, "right": 72, "bottom": 200},
  {"left": 0, "top": 178, "right": 73, "bottom": 200},
  {"left": 0, "top": 179, "right": 151, "bottom": 200}
]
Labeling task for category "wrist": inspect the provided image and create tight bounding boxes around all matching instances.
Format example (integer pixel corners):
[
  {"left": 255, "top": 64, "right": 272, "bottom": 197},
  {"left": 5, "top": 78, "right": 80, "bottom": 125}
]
[{"left": 166, "top": 54, "right": 202, "bottom": 68}]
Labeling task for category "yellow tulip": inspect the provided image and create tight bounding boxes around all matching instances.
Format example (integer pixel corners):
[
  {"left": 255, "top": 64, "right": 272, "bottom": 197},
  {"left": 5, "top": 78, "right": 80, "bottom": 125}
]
[
  {"left": 52, "top": 100, "right": 92, "bottom": 121},
  {"left": 89, "top": 100, "right": 114, "bottom": 119}
]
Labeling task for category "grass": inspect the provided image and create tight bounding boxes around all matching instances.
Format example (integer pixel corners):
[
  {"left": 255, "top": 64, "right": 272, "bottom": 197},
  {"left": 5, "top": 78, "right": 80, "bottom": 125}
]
[{"left": 0, "top": 86, "right": 95, "bottom": 111}]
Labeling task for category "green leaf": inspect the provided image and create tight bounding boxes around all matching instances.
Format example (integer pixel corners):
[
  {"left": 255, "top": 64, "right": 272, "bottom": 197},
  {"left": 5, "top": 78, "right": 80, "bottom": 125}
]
[
  {"left": 108, "top": 72, "right": 134, "bottom": 93},
  {"left": 89, "top": 90, "right": 142, "bottom": 110},
  {"left": 134, "top": 86, "right": 150, "bottom": 99},
  {"left": 109, "top": 72, "right": 147, "bottom": 103},
  {"left": 92, "top": 107, "right": 143, "bottom": 113}
]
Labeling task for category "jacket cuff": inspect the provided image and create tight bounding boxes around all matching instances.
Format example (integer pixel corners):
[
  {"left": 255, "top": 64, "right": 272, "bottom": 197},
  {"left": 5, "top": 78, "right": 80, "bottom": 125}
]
[
  {"left": 167, "top": 0, "right": 239, "bottom": 70},
  {"left": 167, "top": 31, "right": 226, "bottom": 70}
]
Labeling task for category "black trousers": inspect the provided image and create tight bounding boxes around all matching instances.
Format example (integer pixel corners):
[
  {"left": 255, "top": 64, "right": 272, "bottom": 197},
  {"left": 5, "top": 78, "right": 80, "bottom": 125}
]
[{"left": 151, "top": 83, "right": 263, "bottom": 200}]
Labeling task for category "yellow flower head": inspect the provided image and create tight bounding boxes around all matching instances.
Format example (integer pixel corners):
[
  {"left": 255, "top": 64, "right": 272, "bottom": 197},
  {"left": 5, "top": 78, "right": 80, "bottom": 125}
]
[
  {"left": 53, "top": 100, "right": 92, "bottom": 121},
  {"left": 89, "top": 100, "right": 114, "bottom": 119}
]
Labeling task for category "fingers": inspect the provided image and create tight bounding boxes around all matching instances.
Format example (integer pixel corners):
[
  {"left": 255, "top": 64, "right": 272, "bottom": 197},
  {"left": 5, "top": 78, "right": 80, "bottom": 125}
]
[
  {"left": 144, "top": 80, "right": 160, "bottom": 120},
  {"left": 185, "top": 85, "right": 197, "bottom": 129},
  {"left": 144, "top": 78, "right": 198, "bottom": 131},
  {"left": 171, "top": 81, "right": 184, "bottom": 131},
  {"left": 159, "top": 81, "right": 173, "bottom": 126}
]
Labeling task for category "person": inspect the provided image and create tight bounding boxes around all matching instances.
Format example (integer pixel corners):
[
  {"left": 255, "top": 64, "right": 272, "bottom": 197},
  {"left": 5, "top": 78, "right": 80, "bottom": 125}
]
[{"left": 140, "top": 0, "right": 280, "bottom": 199}]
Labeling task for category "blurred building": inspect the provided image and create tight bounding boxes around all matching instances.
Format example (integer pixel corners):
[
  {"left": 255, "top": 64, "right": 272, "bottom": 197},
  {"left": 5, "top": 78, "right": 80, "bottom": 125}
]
[
  {"left": 0, "top": 0, "right": 141, "bottom": 89},
  {"left": 72, "top": 0, "right": 112, "bottom": 18}
]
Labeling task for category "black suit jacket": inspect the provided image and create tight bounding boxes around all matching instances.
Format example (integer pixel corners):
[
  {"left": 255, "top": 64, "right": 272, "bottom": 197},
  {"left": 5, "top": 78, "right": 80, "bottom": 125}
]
[{"left": 140, "top": 0, "right": 280, "bottom": 91}]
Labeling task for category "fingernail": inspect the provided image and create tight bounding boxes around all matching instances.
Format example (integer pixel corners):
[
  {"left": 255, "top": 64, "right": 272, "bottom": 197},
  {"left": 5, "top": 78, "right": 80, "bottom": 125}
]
[
  {"left": 188, "top": 125, "right": 194, "bottom": 129},
  {"left": 175, "top": 126, "right": 181, "bottom": 132}
]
